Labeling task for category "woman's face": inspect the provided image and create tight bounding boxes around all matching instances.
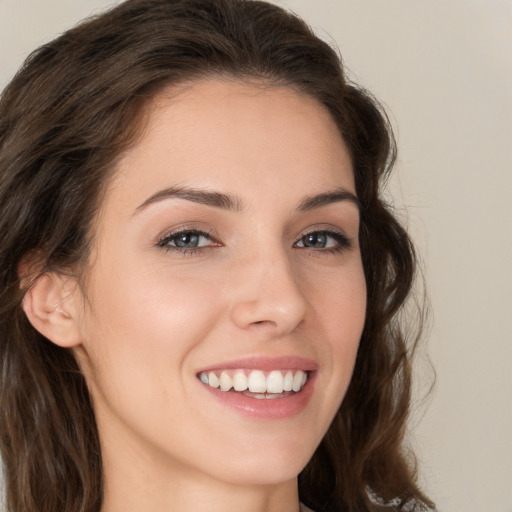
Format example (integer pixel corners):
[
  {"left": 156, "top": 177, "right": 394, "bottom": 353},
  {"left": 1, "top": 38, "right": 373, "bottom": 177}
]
[{"left": 72, "top": 79, "right": 366, "bottom": 487}]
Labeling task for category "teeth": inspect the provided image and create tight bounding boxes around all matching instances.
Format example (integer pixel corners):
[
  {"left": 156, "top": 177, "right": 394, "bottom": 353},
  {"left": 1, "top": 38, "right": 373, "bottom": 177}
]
[
  {"left": 283, "top": 370, "right": 293, "bottom": 391},
  {"left": 208, "top": 372, "right": 219, "bottom": 388},
  {"left": 232, "top": 370, "right": 248, "bottom": 391},
  {"left": 248, "top": 370, "right": 267, "bottom": 392},
  {"left": 267, "top": 370, "right": 284, "bottom": 394},
  {"left": 219, "top": 372, "right": 233, "bottom": 391},
  {"left": 199, "top": 369, "right": 309, "bottom": 394},
  {"left": 292, "top": 371, "right": 304, "bottom": 392}
]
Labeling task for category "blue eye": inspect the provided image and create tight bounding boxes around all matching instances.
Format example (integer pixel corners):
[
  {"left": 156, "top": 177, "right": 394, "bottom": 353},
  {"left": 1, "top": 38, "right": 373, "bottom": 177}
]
[
  {"left": 295, "top": 230, "right": 350, "bottom": 251},
  {"left": 157, "top": 230, "right": 213, "bottom": 252}
]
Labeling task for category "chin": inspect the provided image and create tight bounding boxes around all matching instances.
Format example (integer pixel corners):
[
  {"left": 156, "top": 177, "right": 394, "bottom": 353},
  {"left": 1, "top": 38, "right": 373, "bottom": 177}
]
[{"left": 204, "top": 439, "right": 316, "bottom": 487}]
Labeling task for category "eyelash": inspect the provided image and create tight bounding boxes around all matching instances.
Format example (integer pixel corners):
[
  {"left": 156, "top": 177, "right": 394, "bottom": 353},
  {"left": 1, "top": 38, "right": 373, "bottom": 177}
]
[
  {"left": 156, "top": 228, "right": 352, "bottom": 256},
  {"left": 294, "top": 229, "right": 352, "bottom": 254},
  {"left": 156, "top": 228, "right": 218, "bottom": 256}
]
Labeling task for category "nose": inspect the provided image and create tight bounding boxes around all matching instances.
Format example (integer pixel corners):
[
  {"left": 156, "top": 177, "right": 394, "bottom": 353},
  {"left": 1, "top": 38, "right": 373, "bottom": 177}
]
[{"left": 229, "top": 247, "right": 308, "bottom": 335}]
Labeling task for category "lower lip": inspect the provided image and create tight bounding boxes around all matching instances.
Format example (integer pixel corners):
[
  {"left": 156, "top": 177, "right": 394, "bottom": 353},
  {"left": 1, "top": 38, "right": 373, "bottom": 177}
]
[{"left": 199, "top": 373, "right": 316, "bottom": 419}]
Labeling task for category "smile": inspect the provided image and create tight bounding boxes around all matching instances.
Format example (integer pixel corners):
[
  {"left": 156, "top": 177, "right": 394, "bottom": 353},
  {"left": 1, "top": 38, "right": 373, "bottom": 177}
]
[
  {"left": 198, "top": 369, "right": 308, "bottom": 397},
  {"left": 196, "top": 356, "right": 317, "bottom": 418}
]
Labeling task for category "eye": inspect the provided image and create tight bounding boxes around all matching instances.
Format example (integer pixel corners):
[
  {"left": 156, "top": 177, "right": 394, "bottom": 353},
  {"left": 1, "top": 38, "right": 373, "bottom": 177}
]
[
  {"left": 294, "top": 230, "right": 351, "bottom": 251},
  {"left": 157, "top": 229, "right": 216, "bottom": 252}
]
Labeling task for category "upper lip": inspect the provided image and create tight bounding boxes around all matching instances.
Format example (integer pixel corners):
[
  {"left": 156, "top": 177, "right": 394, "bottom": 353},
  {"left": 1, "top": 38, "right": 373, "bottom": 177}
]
[{"left": 197, "top": 355, "right": 318, "bottom": 374}]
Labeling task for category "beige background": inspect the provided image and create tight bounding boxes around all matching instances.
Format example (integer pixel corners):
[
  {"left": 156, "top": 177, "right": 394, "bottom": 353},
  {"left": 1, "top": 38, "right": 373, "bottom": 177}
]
[{"left": 1, "top": 1, "right": 511, "bottom": 511}]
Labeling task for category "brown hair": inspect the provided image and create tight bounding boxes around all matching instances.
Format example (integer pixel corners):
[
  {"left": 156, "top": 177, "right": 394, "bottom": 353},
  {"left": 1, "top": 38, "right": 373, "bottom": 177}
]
[{"left": 0, "top": 1, "right": 434, "bottom": 511}]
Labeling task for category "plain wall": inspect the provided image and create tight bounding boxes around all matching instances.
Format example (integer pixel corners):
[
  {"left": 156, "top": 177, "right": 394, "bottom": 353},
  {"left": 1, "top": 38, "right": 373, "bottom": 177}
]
[{"left": 1, "top": 1, "right": 511, "bottom": 511}]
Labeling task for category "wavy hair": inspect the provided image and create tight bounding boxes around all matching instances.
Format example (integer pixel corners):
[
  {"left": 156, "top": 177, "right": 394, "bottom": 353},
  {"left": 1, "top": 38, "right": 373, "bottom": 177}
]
[{"left": 0, "top": 1, "right": 434, "bottom": 511}]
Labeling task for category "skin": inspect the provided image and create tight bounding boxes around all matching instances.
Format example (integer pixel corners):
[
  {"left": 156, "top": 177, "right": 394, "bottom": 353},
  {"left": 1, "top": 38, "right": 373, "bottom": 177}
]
[{"left": 52, "top": 79, "right": 366, "bottom": 511}]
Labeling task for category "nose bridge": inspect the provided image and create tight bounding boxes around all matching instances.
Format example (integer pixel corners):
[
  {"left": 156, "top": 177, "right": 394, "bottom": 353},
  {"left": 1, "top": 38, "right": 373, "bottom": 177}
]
[{"left": 229, "top": 242, "right": 307, "bottom": 334}]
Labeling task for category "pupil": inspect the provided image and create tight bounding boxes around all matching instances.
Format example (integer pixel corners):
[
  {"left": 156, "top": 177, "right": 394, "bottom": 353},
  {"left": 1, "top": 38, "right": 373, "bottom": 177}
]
[
  {"left": 305, "top": 233, "right": 326, "bottom": 247},
  {"left": 176, "top": 233, "right": 199, "bottom": 248}
]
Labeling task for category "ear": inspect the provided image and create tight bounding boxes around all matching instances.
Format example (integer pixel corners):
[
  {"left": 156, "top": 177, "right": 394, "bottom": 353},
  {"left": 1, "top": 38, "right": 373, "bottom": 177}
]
[{"left": 22, "top": 273, "right": 82, "bottom": 348}]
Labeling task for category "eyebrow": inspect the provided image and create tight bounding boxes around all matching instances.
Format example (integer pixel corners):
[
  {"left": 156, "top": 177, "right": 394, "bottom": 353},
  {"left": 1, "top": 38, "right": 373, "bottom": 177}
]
[
  {"left": 133, "top": 185, "right": 360, "bottom": 216},
  {"left": 297, "top": 188, "right": 360, "bottom": 212},
  {"left": 133, "top": 186, "right": 244, "bottom": 215}
]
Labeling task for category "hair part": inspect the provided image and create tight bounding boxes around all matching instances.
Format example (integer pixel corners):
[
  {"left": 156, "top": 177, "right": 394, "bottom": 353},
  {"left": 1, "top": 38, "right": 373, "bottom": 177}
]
[{"left": 0, "top": 1, "right": 434, "bottom": 510}]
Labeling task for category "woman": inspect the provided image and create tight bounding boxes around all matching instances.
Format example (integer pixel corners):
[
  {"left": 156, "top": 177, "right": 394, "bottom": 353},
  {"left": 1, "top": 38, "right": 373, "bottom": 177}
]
[{"left": 0, "top": 0, "right": 434, "bottom": 511}]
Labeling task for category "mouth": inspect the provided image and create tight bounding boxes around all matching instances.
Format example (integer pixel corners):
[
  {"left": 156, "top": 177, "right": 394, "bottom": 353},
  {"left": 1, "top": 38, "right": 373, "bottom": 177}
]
[
  {"left": 196, "top": 357, "right": 317, "bottom": 419},
  {"left": 198, "top": 369, "right": 309, "bottom": 398}
]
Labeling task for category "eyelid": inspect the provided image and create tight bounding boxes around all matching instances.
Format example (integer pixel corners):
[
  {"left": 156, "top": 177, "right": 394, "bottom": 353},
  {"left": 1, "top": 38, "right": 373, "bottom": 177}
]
[
  {"left": 294, "top": 224, "right": 349, "bottom": 241},
  {"left": 154, "top": 223, "right": 354, "bottom": 255},
  {"left": 155, "top": 222, "right": 216, "bottom": 242},
  {"left": 293, "top": 226, "right": 353, "bottom": 250},
  {"left": 156, "top": 225, "right": 221, "bottom": 251}
]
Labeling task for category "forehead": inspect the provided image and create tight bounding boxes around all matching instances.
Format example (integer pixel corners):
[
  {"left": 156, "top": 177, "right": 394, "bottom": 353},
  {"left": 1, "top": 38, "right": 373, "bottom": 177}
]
[{"left": 106, "top": 78, "right": 354, "bottom": 214}]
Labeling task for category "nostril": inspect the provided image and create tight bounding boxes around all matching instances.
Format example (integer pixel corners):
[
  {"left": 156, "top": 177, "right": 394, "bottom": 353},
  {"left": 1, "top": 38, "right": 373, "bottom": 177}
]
[{"left": 249, "top": 319, "right": 278, "bottom": 329}]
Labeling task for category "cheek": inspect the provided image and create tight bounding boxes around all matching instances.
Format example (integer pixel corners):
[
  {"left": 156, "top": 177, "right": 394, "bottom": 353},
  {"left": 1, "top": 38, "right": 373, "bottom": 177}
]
[
  {"left": 92, "top": 258, "right": 221, "bottom": 335},
  {"left": 309, "top": 262, "right": 366, "bottom": 392},
  {"left": 78, "top": 263, "right": 226, "bottom": 397},
  {"left": 75, "top": 264, "right": 231, "bottom": 460},
  {"left": 308, "top": 258, "right": 366, "bottom": 334}
]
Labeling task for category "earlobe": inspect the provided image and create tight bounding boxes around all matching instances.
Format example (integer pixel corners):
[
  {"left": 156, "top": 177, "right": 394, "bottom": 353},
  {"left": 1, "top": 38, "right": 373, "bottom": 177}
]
[{"left": 22, "top": 273, "right": 82, "bottom": 348}]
